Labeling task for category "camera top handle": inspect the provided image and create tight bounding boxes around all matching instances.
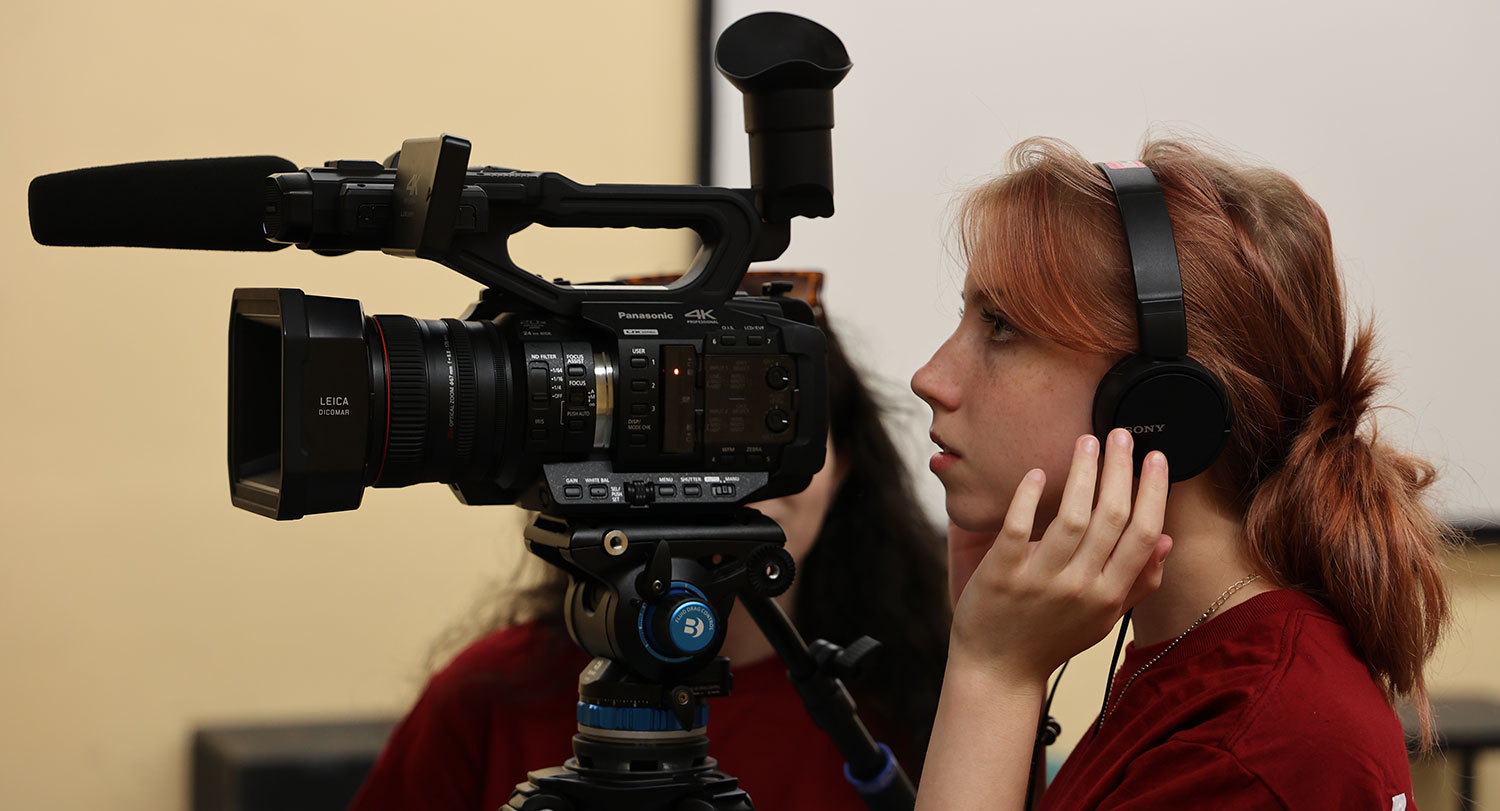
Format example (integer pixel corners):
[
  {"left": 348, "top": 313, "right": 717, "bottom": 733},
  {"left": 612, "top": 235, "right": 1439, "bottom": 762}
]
[
  {"left": 379, "top": 132, "right": 780, "bottom": 316},
  {"left": 259, "top": 10, "right": 849, "bottom": 318}
]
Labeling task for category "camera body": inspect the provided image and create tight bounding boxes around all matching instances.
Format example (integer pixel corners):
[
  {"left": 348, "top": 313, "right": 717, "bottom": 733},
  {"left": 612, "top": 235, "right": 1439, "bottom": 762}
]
[
  {"left": 229, "top": 274, "right": 826, "bottom": 520},
  {"left": 228, "top": 137, "right": 830, "bottom": 520}
]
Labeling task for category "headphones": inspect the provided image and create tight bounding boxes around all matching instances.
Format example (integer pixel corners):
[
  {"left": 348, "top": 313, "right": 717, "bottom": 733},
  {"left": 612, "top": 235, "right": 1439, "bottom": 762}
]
[{"left": 1091, "top": 161, "right": 1231, "bottom": 482}]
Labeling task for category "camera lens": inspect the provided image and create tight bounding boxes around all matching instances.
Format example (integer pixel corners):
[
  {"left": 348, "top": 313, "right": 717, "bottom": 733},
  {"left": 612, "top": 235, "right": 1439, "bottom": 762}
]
[
  {"left": 229, "top": 288, "right": 628, "bottom": 519},
  {"left": 229, "top": 289, "right": 524, "bottom": 519}
]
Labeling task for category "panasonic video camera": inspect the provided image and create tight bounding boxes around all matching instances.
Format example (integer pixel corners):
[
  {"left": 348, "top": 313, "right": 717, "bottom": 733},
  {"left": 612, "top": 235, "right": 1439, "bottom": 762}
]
[{"left": 225, "top": 14, "right": 850, "bottom": 521}]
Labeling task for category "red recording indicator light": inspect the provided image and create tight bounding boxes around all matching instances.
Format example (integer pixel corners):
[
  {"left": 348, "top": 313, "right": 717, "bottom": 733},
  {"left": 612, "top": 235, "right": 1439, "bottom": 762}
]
[{"left": 672, "top": 368, "right": 681, "bottom": 376}]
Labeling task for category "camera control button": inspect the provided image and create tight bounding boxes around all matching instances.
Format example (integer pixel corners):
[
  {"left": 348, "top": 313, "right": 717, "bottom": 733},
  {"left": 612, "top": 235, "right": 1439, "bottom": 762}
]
[
  {"left": 712, "top": 484, "right": 736, "bottom": 497},
  {"left": 683, "top": 483, "right": 703, "bottom": 497},
  {"left": 630, "top": 379, "right": 650, "bottom": 392},
  {"left": 563, "top": 485, "right": 583, "bottom": 499},
  {"left": 331, "top": 159, "right": 386, "bottom": 173},
  {"left": 765, "top": 409, "right": 791, "bottom": 433},
  {"left": 765, "top": 366, "right": 791, "bottom": 390},
  {"left": 657, "top": 484, "right": 677, "bottom": 497},
  {"left": 624, "top": 481, "right": 655, "bottom": 506},
  {"left": 746, "top": 334, "right": 765, "bottom": 347},
  {"left": 567, "top": 363, "right": 586, "bottom": 377},
  {"left": 630, "top": 357, "right": 648, "bottom": 369},
  {"left": 588, "top": 485, "right": 609, "bottom": 499},
  {"left": 631, "top": 403, "right": 650, "bottom": 416},
  {"left": 719, "top": 334, "right": 738, "bottom": 346}
]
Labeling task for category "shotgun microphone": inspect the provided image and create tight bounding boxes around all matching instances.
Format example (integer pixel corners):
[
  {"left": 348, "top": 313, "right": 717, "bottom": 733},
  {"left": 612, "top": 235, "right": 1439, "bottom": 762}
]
[{"left": 29, "top": 155, "right": 297, "bottom": 251}]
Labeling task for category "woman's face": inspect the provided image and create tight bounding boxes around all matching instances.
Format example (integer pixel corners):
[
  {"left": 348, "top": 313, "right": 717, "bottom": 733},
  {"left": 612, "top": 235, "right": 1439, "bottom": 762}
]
[{"left": 911, "top": 271, "right": 1115, "bottom": 534}]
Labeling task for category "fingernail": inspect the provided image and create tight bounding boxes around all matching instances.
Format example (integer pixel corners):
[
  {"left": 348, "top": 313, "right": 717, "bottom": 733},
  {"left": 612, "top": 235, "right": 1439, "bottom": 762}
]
[
  {"left": 1026, "top": 468, "right": 1045, "bottom": 483},
  {"left": 1110, "top": 427, "right": 1131, "bottom": 448},
  {"left": 1081, "top": 435, "right": 1099, "bottom": 455},
  {"left": 1147, "top": 451, "right": 1167, "bottom": 472}
]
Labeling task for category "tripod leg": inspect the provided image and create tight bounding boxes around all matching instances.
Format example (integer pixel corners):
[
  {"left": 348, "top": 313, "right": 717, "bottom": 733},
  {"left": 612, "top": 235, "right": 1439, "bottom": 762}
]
[{"left": 736, "top": 589, "right": 917, "bottom": 811}]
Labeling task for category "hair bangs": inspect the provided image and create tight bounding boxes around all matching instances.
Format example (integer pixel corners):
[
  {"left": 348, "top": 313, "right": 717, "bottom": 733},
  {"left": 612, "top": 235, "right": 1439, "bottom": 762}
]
[{"left": 959, "top": 138, "right": 1136, "bottom": 354}]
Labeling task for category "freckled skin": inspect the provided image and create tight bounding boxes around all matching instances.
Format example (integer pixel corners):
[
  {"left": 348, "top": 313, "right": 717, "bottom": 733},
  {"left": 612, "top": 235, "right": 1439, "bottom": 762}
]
[{"left": 911, "top": 274, "right": 1116, "bottom": 535}]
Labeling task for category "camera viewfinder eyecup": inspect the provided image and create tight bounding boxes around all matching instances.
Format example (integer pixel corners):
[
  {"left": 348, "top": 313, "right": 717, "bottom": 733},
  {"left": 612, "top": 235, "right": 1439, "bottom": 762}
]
[{"left": 715, "top": 12, "right": 851, "bottom": 222}]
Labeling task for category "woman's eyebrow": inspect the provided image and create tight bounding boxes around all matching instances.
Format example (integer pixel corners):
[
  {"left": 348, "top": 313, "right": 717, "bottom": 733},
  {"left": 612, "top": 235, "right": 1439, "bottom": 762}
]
[{"left": 964, "top": 285, "right": 1007, "bottom": 311}]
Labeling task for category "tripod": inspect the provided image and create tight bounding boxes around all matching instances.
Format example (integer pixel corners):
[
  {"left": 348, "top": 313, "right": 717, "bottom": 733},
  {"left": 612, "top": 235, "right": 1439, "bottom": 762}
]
[{"left": 502, "top": 510, "right": 915, "bottom": 811}]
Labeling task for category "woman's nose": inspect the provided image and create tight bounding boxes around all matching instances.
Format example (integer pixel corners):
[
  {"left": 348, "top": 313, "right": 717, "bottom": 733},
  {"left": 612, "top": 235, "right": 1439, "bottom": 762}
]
[{"left": 911, "top": 339, "right": 961, "bottom": 413}]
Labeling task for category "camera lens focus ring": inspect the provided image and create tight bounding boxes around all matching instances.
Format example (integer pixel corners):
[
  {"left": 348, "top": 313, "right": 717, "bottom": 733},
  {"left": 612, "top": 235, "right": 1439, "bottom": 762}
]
[
  {"left": 375, "top": 315, "right": 427, "bottom": 483},
  {"left": 444, "top": 319, "right": 478, "bottom": 464}
]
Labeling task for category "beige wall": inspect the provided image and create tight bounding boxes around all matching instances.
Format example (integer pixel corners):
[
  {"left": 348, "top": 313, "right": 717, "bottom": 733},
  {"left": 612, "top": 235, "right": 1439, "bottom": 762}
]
[
  {"left": 1, "top": 2, "right": 696, "bottom": 809},
  {"left": 1409, "top": 545, "right": 1500, "bottom": 811}
]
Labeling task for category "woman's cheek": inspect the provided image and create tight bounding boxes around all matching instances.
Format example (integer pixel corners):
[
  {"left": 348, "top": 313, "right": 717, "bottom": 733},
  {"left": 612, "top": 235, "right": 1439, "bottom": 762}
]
[{"left": 956, "top": 461, "right": 1022, "bottom": 532}]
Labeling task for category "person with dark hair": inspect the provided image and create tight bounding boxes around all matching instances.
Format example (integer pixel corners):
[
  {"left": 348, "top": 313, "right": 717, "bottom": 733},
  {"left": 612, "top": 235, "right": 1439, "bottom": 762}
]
[
  {"left": 350, "top": 271, "right": 951, "bottom": 811},
  {"left": 910, "top": 138, "right": 1452, "bottom": 809}
]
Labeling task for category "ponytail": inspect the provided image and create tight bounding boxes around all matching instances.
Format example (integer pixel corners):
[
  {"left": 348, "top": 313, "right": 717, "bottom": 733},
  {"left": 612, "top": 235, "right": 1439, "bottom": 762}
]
[{"left": 1243, "top": 323, "right": 1455, "bottom": 749}]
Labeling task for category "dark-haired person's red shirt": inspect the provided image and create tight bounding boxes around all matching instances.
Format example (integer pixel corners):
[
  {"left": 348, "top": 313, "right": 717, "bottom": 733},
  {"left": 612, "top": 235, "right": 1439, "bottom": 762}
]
[
  {"left": 349, "top": 621, "right": 872, "bottom": 811},
  {"left": 1038, "top": 589, "right": 1416, "bottom": 810}
]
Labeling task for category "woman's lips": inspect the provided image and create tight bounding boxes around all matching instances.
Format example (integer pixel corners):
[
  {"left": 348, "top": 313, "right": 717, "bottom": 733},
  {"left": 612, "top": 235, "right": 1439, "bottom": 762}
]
[
  {"left": 929, "top": 432, "right": 960, "bottom": 475},
  {"left": 929, "top": 451, "right": 959, "bottom": 475}
]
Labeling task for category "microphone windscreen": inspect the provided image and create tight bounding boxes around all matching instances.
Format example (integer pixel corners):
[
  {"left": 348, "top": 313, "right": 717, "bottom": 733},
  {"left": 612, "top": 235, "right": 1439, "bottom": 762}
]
[{"left": 29, "top": 155, "right": 298, "bottom": 251}]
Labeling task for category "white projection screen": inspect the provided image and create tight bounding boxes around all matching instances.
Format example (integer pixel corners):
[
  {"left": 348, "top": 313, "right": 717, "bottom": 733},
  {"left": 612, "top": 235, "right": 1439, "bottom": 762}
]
[{"left": 706, "top": 0, "right": 1499, "bottom": 528}]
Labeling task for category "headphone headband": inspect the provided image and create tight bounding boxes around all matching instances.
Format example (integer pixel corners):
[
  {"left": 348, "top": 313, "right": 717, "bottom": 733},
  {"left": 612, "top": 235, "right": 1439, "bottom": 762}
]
[{"left": 1094, "top": 161, "right": 1187, "bottom": 359}]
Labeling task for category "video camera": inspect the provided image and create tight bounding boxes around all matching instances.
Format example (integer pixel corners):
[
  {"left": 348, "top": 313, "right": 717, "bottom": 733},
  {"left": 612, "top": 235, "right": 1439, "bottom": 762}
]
[
  {"left": 231, "top": 133, "right": 829, "bottom": 522},
  {"left": 232, "top": 11, "right": 856, "bottom": 523}
]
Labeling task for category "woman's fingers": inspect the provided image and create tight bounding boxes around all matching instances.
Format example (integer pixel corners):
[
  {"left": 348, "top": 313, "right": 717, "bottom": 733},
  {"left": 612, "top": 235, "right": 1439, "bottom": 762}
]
[
  {"left": 1033, "top": 435, "right": 1101, "bottom": 572},
  {"left": 989, "top": 468, "right": 1046, "bottom": 570},
  {"left": 1120, "top": 534, "right": 1173, "bottom": 609},
  {"left": 1073, "top": 428, "right": 1137, "bottom": 572},
  {"left": 1101, "top": 450, "right": 1171, "bottom": 592}
]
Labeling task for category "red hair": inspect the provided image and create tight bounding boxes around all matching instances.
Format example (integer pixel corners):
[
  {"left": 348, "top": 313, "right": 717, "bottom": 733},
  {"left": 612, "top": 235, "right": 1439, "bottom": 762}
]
[{"left": 960, "top": 136, "right": 1453, "bottom": 748}]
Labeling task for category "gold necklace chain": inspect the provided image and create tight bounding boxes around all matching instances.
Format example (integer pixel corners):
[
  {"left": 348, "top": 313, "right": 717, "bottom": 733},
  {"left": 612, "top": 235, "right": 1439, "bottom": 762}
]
[{"left": 1101, "top": 573, "right": 1261, "bottom": 724}]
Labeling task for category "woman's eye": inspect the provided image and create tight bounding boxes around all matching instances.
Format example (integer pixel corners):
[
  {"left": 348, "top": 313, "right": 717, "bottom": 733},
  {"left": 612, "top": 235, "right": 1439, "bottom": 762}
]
[{"left": 978, "top": 308, "right": 1019, "bottom": 342}]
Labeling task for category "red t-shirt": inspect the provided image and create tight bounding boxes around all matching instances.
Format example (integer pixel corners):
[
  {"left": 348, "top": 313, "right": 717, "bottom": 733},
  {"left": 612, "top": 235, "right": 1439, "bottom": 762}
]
[
  {"left": 1038, "top": 589, "right": 1415, "bottom": 810},
  {"left": 349, "top": 621, "right": 872, "bottom": 811}
]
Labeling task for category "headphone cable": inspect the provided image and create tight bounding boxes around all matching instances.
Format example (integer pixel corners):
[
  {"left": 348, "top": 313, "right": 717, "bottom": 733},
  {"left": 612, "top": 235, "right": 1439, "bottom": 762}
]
[
  {"left": 1092, "top": 609, "right": 1134, "bottom": 741},
  {"left": 1026, "top": 658, "right": 1070, "bottom": 808}
]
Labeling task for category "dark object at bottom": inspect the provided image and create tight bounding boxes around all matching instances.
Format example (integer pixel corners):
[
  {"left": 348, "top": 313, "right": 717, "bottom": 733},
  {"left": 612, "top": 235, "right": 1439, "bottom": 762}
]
[
  {"left": 509, "top": 733, "right": 753, "bottom": 811},
  {"left": 192, "top": 719, "right": 396, "bottom": 811},
  {"left": 1401, "top": 695, "right": 1500, "bottom": 811}
]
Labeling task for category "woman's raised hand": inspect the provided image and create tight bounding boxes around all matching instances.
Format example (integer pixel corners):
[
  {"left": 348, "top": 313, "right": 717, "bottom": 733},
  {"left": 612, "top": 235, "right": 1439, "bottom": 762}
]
[{"left": 948, "top": 428, "right": 1174, "bottom": 684}]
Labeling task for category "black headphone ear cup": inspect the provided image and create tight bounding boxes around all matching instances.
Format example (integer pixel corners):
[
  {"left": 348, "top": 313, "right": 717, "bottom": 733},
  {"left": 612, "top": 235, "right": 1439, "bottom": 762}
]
[{"left": 1093, "top": 356, "right": 1231, "bottom": 482}]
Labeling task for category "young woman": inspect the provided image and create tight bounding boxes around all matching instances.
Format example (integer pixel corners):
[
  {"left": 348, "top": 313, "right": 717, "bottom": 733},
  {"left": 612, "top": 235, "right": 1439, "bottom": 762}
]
[
  {"left": 910, "top": 138, "right": 1452, "bottom": 809},
  {"left": 349, "top": 272, "right": 952, "bottom": 811}
]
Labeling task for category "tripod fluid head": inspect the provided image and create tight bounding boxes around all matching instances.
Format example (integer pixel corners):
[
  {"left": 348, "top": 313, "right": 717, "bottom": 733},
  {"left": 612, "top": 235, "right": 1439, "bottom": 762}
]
[
  {"left": 505, "top": 510, "right": 914, "bottom": 811},
  {"left": 503, "top": 510, "right": 785, "bottom": 811}
]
